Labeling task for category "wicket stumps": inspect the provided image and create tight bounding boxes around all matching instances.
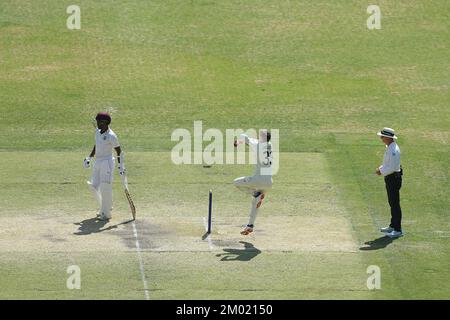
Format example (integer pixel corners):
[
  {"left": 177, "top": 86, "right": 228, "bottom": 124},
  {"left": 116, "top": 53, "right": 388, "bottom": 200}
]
[{"left": 207, "top": 190, "right": 212, "bottom": 234}]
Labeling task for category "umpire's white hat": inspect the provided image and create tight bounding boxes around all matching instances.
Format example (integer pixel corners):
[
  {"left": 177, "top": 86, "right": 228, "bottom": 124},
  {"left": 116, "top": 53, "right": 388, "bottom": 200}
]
[{"left": 377, "top": 127, "right": 398, "bottom": 139}]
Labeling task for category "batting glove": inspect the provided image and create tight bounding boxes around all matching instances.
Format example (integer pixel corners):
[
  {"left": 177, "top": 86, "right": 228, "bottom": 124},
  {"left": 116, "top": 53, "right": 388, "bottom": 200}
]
[
  {"left": 118, "top": 153, "right": 126, "bottom": 175},
  {"left": 83, "top": 157, "right": 91, "bottom": 168}
]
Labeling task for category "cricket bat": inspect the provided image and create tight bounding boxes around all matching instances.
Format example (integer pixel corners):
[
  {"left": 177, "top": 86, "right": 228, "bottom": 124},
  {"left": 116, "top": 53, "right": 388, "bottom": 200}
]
[{"left": 120, "top": 173, "right": 136, "bottom": 220}]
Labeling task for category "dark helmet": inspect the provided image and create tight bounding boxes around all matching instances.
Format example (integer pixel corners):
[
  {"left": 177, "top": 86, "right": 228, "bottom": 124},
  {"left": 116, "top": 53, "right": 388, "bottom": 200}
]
[{"left": 95, "top": 112, "right": 111, "bottom": 124}]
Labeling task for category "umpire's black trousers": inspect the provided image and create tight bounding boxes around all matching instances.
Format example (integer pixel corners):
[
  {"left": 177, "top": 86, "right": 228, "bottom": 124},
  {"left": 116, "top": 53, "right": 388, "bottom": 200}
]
[{"left": 384, "top": 171, "right": 403, "bottom": 232}]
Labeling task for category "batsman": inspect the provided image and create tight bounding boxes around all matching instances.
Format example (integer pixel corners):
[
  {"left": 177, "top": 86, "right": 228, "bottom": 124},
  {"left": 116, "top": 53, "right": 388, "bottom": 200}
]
[
  {"left": 83, "top": 112, "right": 125, "bottom": 221},
  {"left": 234, "top": 130, "right": 273, "bottom": 235}
]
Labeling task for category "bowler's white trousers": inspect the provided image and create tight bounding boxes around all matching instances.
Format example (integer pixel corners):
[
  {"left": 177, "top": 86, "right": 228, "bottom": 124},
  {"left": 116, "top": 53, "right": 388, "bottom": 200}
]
[{"left": 233, "top": 175, "right": 272, "bottom": 226}]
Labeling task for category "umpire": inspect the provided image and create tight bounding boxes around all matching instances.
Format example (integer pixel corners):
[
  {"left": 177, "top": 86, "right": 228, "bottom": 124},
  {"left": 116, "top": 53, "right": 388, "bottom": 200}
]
[{"left": 375, "top": 128, "right": 404, "bottom": 238}]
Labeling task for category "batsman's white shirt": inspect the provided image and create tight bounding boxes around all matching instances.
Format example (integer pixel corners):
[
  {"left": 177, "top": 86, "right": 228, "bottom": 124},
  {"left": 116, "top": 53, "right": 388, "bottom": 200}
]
[
  {"left": 379, "top": 142, "right": 401, "bottom": 176},
  {"left": 95, "top": 128, "right": 120, "bottom": 160}
]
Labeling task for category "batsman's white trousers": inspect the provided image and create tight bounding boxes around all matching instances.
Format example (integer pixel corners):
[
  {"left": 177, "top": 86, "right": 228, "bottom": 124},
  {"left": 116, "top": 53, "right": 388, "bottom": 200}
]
[
  {"left": 89, "top": 157, "right": 114, "bottom": 218},
  {"left": 234, "top": 175, "right": 272, "bottom": 226}
]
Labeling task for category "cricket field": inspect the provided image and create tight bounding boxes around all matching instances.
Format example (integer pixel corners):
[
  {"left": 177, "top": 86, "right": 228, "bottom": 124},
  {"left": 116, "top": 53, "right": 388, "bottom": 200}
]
[{"left": 0, "top": 0, "right": 449, "bottom": 300}]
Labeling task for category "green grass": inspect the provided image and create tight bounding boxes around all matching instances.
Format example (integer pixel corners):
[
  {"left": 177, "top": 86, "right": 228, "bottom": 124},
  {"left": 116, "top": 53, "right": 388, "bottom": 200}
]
[
  {"left": 0, "top": 0, "right": 449, "bottom": 299},
  {"left": 0, "top": 252, "right": 144, "bottom": 299}
]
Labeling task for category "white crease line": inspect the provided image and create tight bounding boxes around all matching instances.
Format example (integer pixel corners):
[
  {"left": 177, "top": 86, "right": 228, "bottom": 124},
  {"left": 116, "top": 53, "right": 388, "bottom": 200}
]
[
  {"left": 202, "top": 217, "right": 214, "bottom": 250},
  {"left": 132, "top": 221, "right": 150, "bottom": 300}
]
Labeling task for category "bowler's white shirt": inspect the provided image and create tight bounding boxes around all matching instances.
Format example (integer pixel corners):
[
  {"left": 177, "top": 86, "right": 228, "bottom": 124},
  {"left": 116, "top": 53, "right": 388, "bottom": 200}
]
[
  {"left": 379, "top": 142, "right": 401, "bottom": 176},
  {"left": 239, "top": 134, "right": 273, "bottom": 177},
  {"left": 95, "top": 128, "right": 120, "bottom": 160}
]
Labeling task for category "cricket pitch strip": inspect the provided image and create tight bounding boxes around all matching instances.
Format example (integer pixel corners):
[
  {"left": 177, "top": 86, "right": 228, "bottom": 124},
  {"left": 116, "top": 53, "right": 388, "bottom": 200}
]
[{"left": 0, "top": 213, "right": 357, "bottom": 253}]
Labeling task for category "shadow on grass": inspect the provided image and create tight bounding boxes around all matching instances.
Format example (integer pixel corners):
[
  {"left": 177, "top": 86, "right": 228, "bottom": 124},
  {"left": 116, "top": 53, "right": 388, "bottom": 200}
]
[
  {"left": 74, "top": 217, "right": 134, "bottom": 235},
  {"left": 216, "top": 241, "right": 261, "bottom": 261},
  {"left": 359, "top": 235, "right": 398, "bottom": 251}
]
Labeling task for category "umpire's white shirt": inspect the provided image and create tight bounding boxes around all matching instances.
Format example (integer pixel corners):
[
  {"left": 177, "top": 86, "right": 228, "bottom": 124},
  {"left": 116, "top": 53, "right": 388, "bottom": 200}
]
[
  {"left": 379, "top": 142, "right": 401, "bottom": 176},
  {"left": 95, "top": 128, "right": 120, "bottom": 160}
]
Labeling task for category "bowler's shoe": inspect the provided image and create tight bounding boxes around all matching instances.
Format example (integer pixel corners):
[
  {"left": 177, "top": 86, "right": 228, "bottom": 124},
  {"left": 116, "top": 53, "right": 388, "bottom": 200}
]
[{"left": 240, "top": 225, "right": 254, "bottom": 236}]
